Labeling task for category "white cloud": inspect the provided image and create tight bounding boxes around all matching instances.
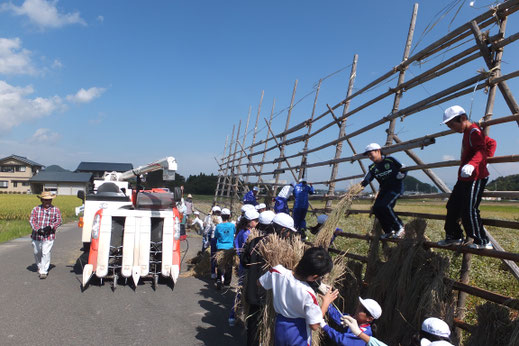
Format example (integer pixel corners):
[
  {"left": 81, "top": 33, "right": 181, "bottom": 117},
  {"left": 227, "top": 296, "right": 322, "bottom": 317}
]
[
  {"left": 442, "top": 155, "right": 455, "bottom": 161},
  {"left": 29, "top": 128, "right": 60, "bottom": 143},
  {"left": 51, "top": 58, "right": 62, "bottom": 69},
  {"left": 97, "top": 15, "right": 104, "bottom": 23},
  {"left": 66, "top": 87, "right": 105, "bottom": 103},
  {"left": 0, "top": 80, "right": 63, "bottom": 132},
  {"left": 1, "top": 0, "right": 86, "bottom": 29},
  {"left": 0, "top": 37, "right": 36, "bottom": 75}
]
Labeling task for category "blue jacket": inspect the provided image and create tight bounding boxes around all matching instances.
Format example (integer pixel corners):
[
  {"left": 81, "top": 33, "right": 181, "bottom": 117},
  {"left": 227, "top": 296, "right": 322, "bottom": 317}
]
[
  {"left": 274, "top": 196, "right": 290, "bottom": 214},
  {"left": 214, "top": 222, "right": 236, "bottom": 250},
  {"left": 293, "top": 183, "right": 314, "bottom": 209},
  {"left": 323, "top": 305, "right": 373, "bottom": 346},
  {"left": 361, "top": 156, "right": 406, "bottom": 194},
  {"left": 234, "top": 228, "right": 251, "bottom": 255},
  {"left": 243, "top": 190, "right": 258, "bottom": 206}
]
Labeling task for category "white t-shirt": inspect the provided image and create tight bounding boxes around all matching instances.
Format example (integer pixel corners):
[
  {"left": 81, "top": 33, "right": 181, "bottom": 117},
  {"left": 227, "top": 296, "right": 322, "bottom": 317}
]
[
  {"left": 259, "top": 264, "right": 324, "bottom": 342},
  {"left": 278, "top": 185, "right": 294, "bottom": 199}
]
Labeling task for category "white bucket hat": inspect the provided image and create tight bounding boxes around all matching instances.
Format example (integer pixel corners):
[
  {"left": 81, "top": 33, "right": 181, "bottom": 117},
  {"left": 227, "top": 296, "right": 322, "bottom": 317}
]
[
  {"left": 221, "top": 208, "right": 231, "bottom": 216},
  {"left": 364, "top": 143, "right": 381, "bottom": 155},
  {"left": 421, "top": 317, "right": 451, "bottom": 338},
  {"left": 241, "top": 204, "right": 255, "bottom": 213},
  {"left": 259, "top": 210, "right": 275, "bottom": 225},
  {"left": 442, "top": 105, "right": 466, "bottom": 124},
  {"left": 211, "top": 206, "right": 221, "bottom": 213},
  {"left": 244, "top": 209, "right": 260, "bottom": 221},
  {"left": 255, "top": 203, "right": 266, "bottom": 210},
  {"left": 272, "top": 213, "right": 297, "bottom": 232},
  {"left": 358, "top": 297, "right": 382, "bottom": 319}
]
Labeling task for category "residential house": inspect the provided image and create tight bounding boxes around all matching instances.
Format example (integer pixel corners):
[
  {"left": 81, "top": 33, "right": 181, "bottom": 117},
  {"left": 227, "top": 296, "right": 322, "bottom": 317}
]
[
  {"left": 30, "top": 165, "right": 92, "bottom": 196},
  {"left": 0, "top": 155, "right": 44, "bottom": 193}
]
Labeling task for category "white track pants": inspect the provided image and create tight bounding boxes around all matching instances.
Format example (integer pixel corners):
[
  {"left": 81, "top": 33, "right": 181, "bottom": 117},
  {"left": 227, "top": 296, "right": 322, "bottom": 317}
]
[{"left": 32, "top": 239, "right": 54, "bottom": 275}]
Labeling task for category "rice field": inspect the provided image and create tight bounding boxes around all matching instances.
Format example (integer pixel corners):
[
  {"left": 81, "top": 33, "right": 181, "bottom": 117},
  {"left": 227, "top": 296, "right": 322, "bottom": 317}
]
[{"left": 0, "top": 194, "right": 83, "bottom": 242}]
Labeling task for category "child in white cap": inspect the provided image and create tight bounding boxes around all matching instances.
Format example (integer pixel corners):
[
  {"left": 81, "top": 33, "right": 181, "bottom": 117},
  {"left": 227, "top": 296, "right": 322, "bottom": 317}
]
[
  {"left": 418, "top": 317, "right": 453, "bottom": 346},
  {"left": 259, "top": 247, "right": 333, "bottom": 346},
  {"left": 361, "top": 142, "right": 407, "bottom": 239},
  {"left": 214, "top": 207, "right": 235, "bottom": 289},
  {"left": 240, "top": 210, "right": 275, "bottom": 343},
  {"left": 320, "top": 289, "right": 382, "bottom": 346},
  {"left": 438, "top": 105, "right": 496, "bottom": 249}
]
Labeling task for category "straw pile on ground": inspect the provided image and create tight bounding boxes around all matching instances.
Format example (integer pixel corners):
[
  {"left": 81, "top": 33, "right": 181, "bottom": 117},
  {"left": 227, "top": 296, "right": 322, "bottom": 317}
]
[
  {"left": 365, "top": 218, "right": 455, "bottom": 345},
  {"left": 179, "top": 249, "right": 211, "bottom": 278},
  {"left": 465, "top": 302, "right": 519, "bottom": 346},
  {"left": 313, "top": 183, "right": 364, "bottom": 249}
]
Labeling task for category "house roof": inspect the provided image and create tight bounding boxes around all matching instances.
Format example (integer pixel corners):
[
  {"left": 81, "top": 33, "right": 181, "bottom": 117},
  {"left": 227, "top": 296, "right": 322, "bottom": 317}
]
[
  {"left": 30, "top": 171, "right": 92, "bottom": 183},
  {"left": 76, "top": 162, "right": 133, "bottom": 173},
  {"left": 0, "top": 154, "right": 43, "bottom": 167}
]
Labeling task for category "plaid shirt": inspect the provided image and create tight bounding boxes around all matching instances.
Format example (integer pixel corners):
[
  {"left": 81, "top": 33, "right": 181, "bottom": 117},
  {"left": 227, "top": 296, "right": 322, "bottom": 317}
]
[{"left": 30, "top": 204, "right": 62, "bottom": 241}]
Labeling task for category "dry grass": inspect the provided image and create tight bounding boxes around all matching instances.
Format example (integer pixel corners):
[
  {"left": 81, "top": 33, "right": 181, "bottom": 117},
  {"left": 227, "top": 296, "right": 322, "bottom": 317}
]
[
  {"left": 465, "top": 302, "right": 519, "bottom": 346},
  {"left": 313, "top": 183, "right": 364, "bottom": 249}
]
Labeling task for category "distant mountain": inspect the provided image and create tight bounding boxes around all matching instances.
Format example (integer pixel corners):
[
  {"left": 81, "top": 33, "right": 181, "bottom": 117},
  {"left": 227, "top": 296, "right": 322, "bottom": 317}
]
[
  {"left": 44, "top": 165, "right": 69, "bottom": 172},
  {"left": 486, "top": 174, "right": 519, "bottom": 191},
  {"left": 403, "top": 175, "right": 438, "bottom": 193}
]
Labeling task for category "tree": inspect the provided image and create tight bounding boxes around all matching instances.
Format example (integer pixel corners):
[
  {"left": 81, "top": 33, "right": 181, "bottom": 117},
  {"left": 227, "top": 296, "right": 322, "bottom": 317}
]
[
  {"left": 486, "top": 174, "right": 519, "bottom": 191},
  {"left": 403, "top": 175, "right": 438, "bottom": 193}
]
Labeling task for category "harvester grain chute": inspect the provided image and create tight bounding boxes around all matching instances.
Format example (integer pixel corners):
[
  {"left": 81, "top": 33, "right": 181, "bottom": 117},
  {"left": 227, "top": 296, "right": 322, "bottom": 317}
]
[{"left": 77, "top": 157, "right": 183, "bottom": 290}]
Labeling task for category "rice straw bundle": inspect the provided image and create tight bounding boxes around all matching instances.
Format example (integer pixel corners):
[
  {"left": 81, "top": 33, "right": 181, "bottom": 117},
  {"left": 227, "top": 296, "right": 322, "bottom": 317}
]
[
  {"left": 179, "top": 249, "right": 211, "bottom": 278},
  {"left": 214, "top": 247, "right": 237, "bottom": 271},
  {"left": 466, "top": 302, "right": 519, "bottom": 346},
  {"left": 313, "top": 183, "right": 364, "bottom": 249},
  {"left": 365, "top": 218, "right": 455, "bottom": 345},
  {"left": 255, "top": 233, "right": 308, "bottom": 345}
]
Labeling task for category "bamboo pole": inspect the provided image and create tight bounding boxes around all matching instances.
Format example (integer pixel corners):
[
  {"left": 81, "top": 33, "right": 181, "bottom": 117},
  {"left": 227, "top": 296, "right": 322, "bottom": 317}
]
[
  {"left": 298, "top": 80, "right": 322, "bottom": 181},
  {"left": 326, "top": 55, "right": 361, "bottom": 209},
  {"left": 257, "top": 99, "right": 275, "bottom": 184},
  {"left": 245, "top": 91, "right": 264, "bottom": 185},
  {"left": 392, "top": 134, "right": 451, "bottom": 193},
  {"left": 470, "top": 20, "right": 519, "bottom": 125},
  {"left": 386, "top": 3, "right": 418, "bottom": 146},
  {"left": 274, "top": 80, "right": 298, "bottom": 192},
  {"left": 228, "top": 120, "right": 241, "bottom": 213},
  {"left": 220, "top": 125, "right": 235, "bottom": 198},
  {"left": 213, "top": 135, "right": 229, "bottom": 204},
  {"left": 235, "top": 106, "right": 252, "bottom": 195}
]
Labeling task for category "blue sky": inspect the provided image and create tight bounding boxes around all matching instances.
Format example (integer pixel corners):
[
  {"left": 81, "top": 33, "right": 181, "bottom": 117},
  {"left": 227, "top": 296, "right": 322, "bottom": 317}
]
[{"left": 1, "top": 0, "right": 518, "bottom": 188}]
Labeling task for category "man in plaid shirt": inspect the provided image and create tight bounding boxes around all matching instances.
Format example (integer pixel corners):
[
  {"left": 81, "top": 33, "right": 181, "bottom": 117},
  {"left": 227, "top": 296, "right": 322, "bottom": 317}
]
[{"left": 29, "top": 191, "right": 62, "bottom": 279}]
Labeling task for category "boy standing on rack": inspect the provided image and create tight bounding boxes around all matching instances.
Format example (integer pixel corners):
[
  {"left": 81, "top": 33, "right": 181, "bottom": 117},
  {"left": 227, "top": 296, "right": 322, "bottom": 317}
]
[
  {"left": 361, "top": 143, "right": 406, "bottom": 239},
  {"left": 438, "top": 105, "right": 495, "bottom": 249}
]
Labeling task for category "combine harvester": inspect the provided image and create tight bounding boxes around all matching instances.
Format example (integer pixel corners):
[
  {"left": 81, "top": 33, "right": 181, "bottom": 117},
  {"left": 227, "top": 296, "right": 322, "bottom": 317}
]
[{"left": 77, "top": 157, "right": 183, "bottom": 290}]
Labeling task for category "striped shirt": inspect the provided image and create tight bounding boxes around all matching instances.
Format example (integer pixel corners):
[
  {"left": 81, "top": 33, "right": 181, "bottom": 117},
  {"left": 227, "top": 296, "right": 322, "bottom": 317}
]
[{"left": 30, "top": 204, "right": 62, "bottom": 241}]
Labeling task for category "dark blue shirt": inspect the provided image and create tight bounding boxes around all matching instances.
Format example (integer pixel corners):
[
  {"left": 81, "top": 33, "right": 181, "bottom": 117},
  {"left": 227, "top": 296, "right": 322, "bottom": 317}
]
[
  {"left": 361, "top": 156, "right": 405, "bottom": 193},
  {"left": 293, "top": 183, "right": 314, "bottom": 209},
  {"left": 243, "top": 190, "right": 258, "bottom": 206}
]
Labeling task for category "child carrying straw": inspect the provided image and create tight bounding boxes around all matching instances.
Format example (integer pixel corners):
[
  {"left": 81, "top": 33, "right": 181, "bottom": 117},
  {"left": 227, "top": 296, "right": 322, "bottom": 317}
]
[{"left": 259, "top": 247, "right": 333, "bottom": 346}]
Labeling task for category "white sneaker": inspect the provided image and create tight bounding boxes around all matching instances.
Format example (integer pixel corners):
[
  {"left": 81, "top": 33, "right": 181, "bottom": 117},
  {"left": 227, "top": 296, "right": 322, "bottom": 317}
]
[
  {"left": 468, "top": 242, "right": 493, "bottom": 250},
  {"left": 393, "top": 228, "right": 405, "bottom": 238},
  {"left": 437, "top": 238, "right": 463, "bottom": 246}
]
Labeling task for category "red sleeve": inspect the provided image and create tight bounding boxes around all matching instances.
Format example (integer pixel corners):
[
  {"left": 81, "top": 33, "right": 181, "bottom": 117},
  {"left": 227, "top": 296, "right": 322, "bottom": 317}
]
[
  {"left": 29, "top": 207, "right": 39, "bottom": 230},
  {"left": 468, "top": 128, "right": 486, "bottom": 167},
  {"left": 486, "top": 136, "right": 497, "bottom": 157}
]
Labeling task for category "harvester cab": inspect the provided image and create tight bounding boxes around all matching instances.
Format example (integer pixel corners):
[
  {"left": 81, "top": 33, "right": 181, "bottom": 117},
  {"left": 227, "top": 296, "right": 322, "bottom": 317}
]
[{"left": 78, "top": 157, "right": 184, "bottom": 290}]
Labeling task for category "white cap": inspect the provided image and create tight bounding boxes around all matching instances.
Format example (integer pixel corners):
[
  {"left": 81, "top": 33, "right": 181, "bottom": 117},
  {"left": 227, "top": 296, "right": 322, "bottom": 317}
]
[
  {"left": 255, "top": 203, "right": 266, "bottom": 210},
  {"left": 421, "top": 317, "right": 451, "bottom": 338},
  {"left": 211, "top": 206, "right": 221, "bottom": 213},
  {"left": 259, "top": 210, "right": 275, "bottom": 224},
  {"left": 221, "top": 208, "right": 231, "bottom": 216},
  {"left": 420, "top": 340, "right": 453, "bottom": 346},
  {"left": 364, "top": 143, "right": 381, "bottom": 154},
  {"left": 252, "top": 186, "right": 259, "bottom": 191},
  {"left": 317, "top": 214, "right": 328, "bottom": 224},
  {"left": 359, "top": 297, "right": 382, "bottom": 319},
  {"left": 442, "top": 105, "right": 465, "bottom": 124},
  {"left": 244, "top": 209, "right": 260, "bottom": 221},
  {"left": 194, "top": 211, "right": 200, "bottom": 215},
  {"left": 241, "top": 204, "right": 255, "bottom": 213},
  {"left": 187, "top": 194, "right": 192, "bottom": 198},
  {"left": 272, "top": 213, "right": 297, "bottom": 232}
]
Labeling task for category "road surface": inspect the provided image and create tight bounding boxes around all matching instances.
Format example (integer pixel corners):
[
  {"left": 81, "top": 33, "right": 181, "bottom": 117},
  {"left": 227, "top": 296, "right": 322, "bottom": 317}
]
[{"left": 0, "top": 222, "right": 245, "bottom": 345}]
